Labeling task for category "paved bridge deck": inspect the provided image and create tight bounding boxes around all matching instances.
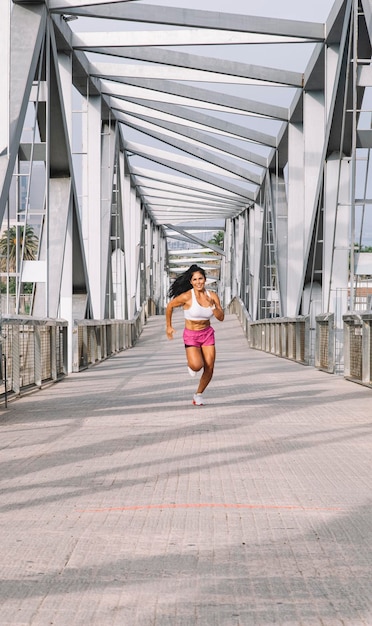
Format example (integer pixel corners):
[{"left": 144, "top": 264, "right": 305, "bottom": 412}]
[{"left": 0, "top": 313, "right": 371, "bottom": 625}]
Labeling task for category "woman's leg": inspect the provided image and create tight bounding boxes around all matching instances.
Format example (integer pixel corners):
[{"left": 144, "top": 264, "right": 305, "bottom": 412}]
[
  {"left": 185, "top": 346, "right": 204, "bottom": 372},
  {"left": 196, "top": 345, "right": 216, "bottom": 394}
]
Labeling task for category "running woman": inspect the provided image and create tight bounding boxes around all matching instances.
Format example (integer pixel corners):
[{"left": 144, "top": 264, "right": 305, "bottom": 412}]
[{"left": 166, "top": 264, "right": 224, "bottom": 405}]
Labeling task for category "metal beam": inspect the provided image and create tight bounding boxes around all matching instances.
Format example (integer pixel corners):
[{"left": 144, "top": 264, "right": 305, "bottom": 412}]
[
  {"left": 48, "top": 3, "right": 325, "bottom": 41},
  {"left": 165, "top": 224, "right": 225, "bottom": 256},
  {"left": 80, "top": 45, "right": 304, "bottom": 90},
  {"left": 131, "top": 166, "right": 247, "bottom": 201},
  {"left": 125, "top": 140, "right": 255, "bottom": 200},
  {"left": 107, "top": 95, "right": 280, "bottom": 148},
  {"left": 98, "top": 92, "right": 272, "bottom": 168},
  {"left": 116, "top": 114, "right": 264, "bottom": 186},
  {"left": 73, "top": 30, "right": 312, "bottom": 49},
  {"left": 98, "top": 75, "right": 292, "bottom": 120}
]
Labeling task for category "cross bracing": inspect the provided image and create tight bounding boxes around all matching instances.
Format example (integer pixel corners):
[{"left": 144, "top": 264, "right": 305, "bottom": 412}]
[{"left": 1, "top": 0, "right": 372, "bottom": 372}]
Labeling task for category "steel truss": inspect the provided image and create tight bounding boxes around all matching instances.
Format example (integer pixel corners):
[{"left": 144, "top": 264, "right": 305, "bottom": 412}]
[
  {"left": 1, "top": 0, "right": 372, "bottom": 371},
  {"left": 227, "top": 0, "right": 372, "bottom": 323}
]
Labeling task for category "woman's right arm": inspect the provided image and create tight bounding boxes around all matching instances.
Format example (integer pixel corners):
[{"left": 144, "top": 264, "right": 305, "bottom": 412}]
[
  {"left": 165, "top": 300, "right": 176, "bottom": 339},
  {"left": 165, "top": 293, "right": 189, "bottom": 339}
]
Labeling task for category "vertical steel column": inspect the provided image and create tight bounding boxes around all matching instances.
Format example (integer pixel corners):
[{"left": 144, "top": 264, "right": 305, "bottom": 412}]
[
  {"left": 362, "top": 317, "right": 371, "bottom": 384},
  {"left": 101, "top": 121, "right": 116, "bottom": 319},
  {"left": 323, "top": 155, "right": 350, "bottom": 316},
  {"left": 122, "top": 158, "right": 133, "bottom": 318},
  {"left": 252, "top": 202, "right": 264, "bottom": 320},
  {"left": 287, "top": 121, "right": 304, "bottom": 316},
  {"left": 45, "top": 19, "right": 51, "bottom": 318},
  {"left": 34, "top": 324, "right": 42, "bottom": 387},
  {"left": 82, "top": 93, "right": 102, "bottom": 318},
  {"left": 349, "top": 0, "right": 358, "bottom": 311},
  {"left": 0, "top": 0, "right": 10, "bottom": 189},
  {"left": 58, "top": 50, "right": 74, "bottom": 371},
  {"left": 12, "top": 326, "right": 20, "bottom": 394},
  {"left": 220, "top": 218, "right": 232, "bottom": 306},
  {"left": 50, "top": 325, "right": 57, "bottom": 381}
]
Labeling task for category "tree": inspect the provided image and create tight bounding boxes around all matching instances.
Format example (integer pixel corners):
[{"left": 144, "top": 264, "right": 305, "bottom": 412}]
[
  {"left": 208, "top": 230, "right": 224, "bottom": 248},
  {"left": 0, "top": 224, "right": 39, "bottom": 273}
]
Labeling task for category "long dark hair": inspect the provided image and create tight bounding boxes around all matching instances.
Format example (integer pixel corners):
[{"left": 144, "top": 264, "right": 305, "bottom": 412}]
[{"left": 168, "top": 264, "right": 206, "bottom": 298}]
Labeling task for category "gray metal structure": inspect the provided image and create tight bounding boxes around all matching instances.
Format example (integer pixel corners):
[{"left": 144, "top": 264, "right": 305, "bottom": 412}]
[{"left": 1, "top": 0, "right": 372, "bottom": 371}]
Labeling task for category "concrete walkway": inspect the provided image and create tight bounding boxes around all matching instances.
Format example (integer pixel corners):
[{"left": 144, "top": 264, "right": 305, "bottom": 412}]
[{"left": 0, "top": 312, "right": 371, "bottom": 626}]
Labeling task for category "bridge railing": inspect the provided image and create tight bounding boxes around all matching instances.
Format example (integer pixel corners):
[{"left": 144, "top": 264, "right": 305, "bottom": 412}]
[
  {"left": 0, "top": 316, "right": 68, "bottom": 404},
  {"left": 72, "top": 299, "right": 156, "bottom": 372},
  {"left": 315, "top": 313, "right": 335, "bottom": 373},
  {"left": 229, "top": 297, "right": 372, "bottom": 388},
  {"left": 227, "top": 296, "right": 251, "bottom": 340},
  {"left": 249, "top": 316, "right": 310, "bottom": 365},
  {"left": 228, "top": 297, "right": 310, "bottom": 365},
  {"left": 343, "top": 313, "right": 372, "bottom": 387},
  {"left": 0, "top": 299, "right": 157, "bottom": 405}
]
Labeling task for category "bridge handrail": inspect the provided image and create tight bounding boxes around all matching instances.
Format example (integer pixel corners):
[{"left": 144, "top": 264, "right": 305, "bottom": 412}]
[
  {"left": 72, "top": 306, "right": 146, "bottom": 372},
  {"left": 227, "top": 296, "right": 252, "bottom": 338},
  {"left": 249, "top": 315, "right": 310, "bottom": 366},
  {"left": 0, "top": 315, "right": 68, "bottom": 404},
  {"left": 343, "top": 312, "right": 372, "bottom": 387},
  {"left": 228, "top": 297, "right": 309, "bottom": 366},
  {"left": 0, "top": 299, "right": 157, "bottom": 404},
  {"left": 229, "top": 297, "right": 372, "bottom": 387}
]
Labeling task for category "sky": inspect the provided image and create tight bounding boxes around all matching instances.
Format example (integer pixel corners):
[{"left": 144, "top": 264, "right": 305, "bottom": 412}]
[{"left": 68, "top": 0, "right": 372, "bottom": 244}]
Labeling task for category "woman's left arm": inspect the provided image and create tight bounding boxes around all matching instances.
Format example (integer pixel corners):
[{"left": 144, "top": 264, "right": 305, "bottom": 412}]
[{"left": 209, "top": 293, "right": 225, "bottom": 321}]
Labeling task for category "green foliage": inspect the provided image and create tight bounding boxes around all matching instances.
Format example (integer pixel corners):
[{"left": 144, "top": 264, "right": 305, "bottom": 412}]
[
  {"left": 0, "top": 224, "right": 39, "bottom": 273},
  {"left": 0, "top": 278, "right": 15, "bottom": 294},
  {"left": 208, "top": 230, "right": 224, "bottom": 248},
  {"left": 0, "top": 277, "right": 33, "bottom": 295},
  {"left": 355, "top": 243, "right": 372, "bottom": 253}
]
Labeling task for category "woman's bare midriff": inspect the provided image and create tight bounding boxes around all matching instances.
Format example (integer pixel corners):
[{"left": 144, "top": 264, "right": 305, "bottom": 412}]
[{"left": 185, "top": 319, "right": 211, "bottom": 331}]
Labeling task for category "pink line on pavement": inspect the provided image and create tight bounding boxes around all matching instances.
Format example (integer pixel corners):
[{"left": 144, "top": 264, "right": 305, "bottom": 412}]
[{"left": 79, "top": 502, "right": 343, "bottom": 513}]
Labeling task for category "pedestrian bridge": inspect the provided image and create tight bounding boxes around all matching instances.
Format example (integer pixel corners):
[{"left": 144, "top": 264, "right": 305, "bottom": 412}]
[
  {"left": 1, "top": 3, "right": 372, "bottom": 620},
  {"left": 1, "top": 0, "right": 372, "bottom": 385},
  {"left": 1, "top": 297, "right": 372, "bottom": 406},
  {"left": 0, "top": 312, "right": 371, "bottom": 624}
]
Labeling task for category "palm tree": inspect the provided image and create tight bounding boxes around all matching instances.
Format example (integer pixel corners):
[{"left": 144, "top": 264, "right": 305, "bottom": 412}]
[
  {"left": 0, "top": 224, "right": 39, "bottom": 273},
  {"left": 208, "top": 230, "right": 224, "bottom": 248}
]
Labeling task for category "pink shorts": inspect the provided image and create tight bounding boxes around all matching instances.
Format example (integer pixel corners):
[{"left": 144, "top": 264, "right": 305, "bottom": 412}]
[{"left": 183, "top": 326, "right": 215, "bottom": 348}]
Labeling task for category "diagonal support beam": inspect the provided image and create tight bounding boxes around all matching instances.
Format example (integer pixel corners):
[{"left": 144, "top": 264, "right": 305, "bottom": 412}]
[{"left": 165, "top": 224, "right": 226, "bottom": 256}]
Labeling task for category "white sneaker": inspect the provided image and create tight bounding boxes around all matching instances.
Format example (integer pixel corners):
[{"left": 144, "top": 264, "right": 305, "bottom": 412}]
[
  {"left": 192, "top": 393, "right": 205, "bottom": 406},
  {"left": 188, "top": 366, "right": 196, "bottom": 377}
]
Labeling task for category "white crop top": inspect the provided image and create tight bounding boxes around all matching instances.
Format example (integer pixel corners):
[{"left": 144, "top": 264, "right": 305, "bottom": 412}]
[{"left": 184, "top": 289, "right": 214, "bottom": 321}]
